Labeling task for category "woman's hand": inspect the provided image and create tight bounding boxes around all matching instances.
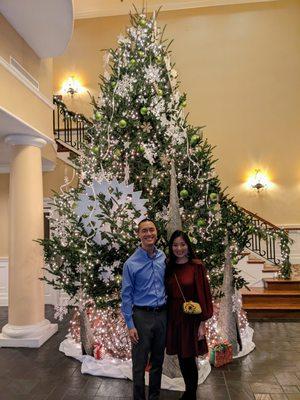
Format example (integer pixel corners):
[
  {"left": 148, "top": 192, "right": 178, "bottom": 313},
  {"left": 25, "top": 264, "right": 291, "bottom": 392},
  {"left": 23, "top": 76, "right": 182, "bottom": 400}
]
[{"left": 198, "top": 321, "right": 206, "bottom": 340}]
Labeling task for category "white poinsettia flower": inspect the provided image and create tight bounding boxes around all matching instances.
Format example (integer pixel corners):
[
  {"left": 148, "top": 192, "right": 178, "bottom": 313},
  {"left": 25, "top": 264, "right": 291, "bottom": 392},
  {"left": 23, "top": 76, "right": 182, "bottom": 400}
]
[{"left": 75, "top": 179, "right": 148, "bottom": 246}]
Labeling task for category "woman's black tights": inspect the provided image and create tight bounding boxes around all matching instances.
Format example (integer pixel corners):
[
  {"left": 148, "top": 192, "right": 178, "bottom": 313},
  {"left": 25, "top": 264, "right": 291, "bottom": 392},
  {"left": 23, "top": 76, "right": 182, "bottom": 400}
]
[{"left": 178, "top": 356, "right": 198, "bottom": 399}]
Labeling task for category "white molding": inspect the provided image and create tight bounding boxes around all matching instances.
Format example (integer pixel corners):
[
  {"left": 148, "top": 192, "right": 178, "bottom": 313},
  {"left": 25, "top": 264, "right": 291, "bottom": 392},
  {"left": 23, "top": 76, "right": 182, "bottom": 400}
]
[
  {"left": 0, "top": 56, "right": 54, "bottom": 110},
  {"left": 5, "top": 134, "right": 47, "bottom": 148},
  {"left": 280, "top": 224, "right": 300, "bottom": 230},
  {"left": 75, "top": 0, "right": 277, "bottom": 19},
  {"left": 0, "top": 257, "right": 8, "bottom": 306},
  {"left": 0, "top": 105, "right": 55, "bottom": 144}
]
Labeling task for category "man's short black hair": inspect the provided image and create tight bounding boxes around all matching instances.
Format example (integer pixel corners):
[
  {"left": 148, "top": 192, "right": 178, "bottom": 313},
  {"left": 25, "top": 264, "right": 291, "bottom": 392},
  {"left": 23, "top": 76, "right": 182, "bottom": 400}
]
[{"left": 137, "top": 218, "right": 156, "bottom": 231}]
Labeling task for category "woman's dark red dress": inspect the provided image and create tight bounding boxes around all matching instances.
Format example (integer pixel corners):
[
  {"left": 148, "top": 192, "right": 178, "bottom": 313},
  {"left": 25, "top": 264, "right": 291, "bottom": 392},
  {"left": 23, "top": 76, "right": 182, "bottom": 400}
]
[{"left": 166, "top": 259, "right": 213, "bottom": 358}]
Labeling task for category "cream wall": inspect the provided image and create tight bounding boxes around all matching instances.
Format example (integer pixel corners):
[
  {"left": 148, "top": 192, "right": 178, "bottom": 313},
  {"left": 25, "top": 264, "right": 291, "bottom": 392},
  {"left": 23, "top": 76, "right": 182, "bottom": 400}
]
[
  {"left": 53, "top": 0, "right": 300, "bottom": 225},
  {"left": 0, "top": 14, "right": 54, "bottom": 141},
  {"left": 43, "top": 158, "right": 78, "bottom": 198},
  {"left": 0, "top": 14, "right": 53, "bottom": 99}
]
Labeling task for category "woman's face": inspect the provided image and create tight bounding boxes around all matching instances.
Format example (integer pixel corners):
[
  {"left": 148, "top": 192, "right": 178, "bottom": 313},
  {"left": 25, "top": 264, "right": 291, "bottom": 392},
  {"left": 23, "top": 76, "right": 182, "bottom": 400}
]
[{"left": 172, "top": 236, "right": 189, "bottom": 259}]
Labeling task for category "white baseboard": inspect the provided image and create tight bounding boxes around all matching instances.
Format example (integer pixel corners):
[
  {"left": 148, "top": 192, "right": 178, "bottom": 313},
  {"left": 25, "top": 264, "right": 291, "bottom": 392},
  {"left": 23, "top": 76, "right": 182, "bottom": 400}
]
[
  {"left": 0, "top": 258, "right": 8, "bottom": 306},
  {"left": 0, "top": 257, "right": 66, "bottom": 306}
]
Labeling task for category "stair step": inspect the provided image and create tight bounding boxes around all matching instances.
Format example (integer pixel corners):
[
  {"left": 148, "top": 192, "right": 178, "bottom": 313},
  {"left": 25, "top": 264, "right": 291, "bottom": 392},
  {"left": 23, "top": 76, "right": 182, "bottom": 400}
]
[
  {"left": 241, "top": 287, "right": 300, "bottom": 308},
  {"left": 240, "top": 251, "right": 251, "bottom": 258},
  {"left": 241, "top": 287, "right": 300, "bottom": 296},
  {"left": 263, "top": 278, "right": 300, "bottom": 291},
  {"left": 262, "top": 264, "right": 279, "bottom": 273},
  {"left": 248, "top": 259, "right": 265, "bottom": 264}
]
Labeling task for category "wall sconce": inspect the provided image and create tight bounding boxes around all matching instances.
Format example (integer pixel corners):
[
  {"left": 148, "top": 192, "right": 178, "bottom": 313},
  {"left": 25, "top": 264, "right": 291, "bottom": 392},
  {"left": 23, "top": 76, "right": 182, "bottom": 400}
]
[
  {"left": 61, "top": 76, "right": 83, "bottom": 97},
  {"left": 247, "top": 169, "right": 271, "bottom": 192}
]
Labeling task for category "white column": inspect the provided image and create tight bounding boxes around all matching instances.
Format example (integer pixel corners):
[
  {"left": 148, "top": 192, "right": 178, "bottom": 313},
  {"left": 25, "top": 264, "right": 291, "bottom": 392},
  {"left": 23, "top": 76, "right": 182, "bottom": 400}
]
[{"left": 0, "top": 134, "right": 57, "bottom": 347}]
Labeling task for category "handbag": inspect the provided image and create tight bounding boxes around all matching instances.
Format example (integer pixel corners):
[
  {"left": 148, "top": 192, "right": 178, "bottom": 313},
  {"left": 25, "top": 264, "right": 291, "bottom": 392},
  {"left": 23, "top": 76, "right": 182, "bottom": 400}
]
[{"left": 174, "top": 274, "right": 202, "bottom": 314}]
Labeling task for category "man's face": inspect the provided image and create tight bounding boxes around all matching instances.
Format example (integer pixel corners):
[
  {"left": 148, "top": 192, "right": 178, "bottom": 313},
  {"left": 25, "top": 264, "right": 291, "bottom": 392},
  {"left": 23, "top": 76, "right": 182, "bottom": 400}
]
[{"left": 138, "top": 221, "right": 158, "bottom": 248}]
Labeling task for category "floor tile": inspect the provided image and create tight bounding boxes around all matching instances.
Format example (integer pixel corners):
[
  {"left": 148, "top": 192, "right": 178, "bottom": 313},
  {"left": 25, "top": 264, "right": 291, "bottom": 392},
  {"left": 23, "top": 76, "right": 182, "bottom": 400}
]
[{"left": 0, "top": 306, "right": 299, "bottom": 400}]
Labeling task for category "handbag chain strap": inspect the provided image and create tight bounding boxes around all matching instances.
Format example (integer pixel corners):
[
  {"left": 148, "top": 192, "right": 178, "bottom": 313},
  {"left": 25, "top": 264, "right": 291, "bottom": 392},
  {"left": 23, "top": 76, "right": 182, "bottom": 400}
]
[{"left": 174, "top": 274, "right": 187, "bottom": 302}]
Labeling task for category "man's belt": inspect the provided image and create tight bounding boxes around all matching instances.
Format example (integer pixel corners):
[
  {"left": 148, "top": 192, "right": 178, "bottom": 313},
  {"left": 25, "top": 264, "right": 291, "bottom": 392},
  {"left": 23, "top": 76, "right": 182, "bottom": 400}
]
[{"left": 133, "top": 304, "right": 167, "bottom": 312}]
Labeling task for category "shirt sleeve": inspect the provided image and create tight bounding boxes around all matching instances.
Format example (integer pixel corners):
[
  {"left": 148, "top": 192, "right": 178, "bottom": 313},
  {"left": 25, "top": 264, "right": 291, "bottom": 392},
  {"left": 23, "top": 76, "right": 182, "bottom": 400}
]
[
  {"left": 195, "top": 261, "right": 214, "bottom": 321},
  {"left": 121, "top": 262, "right": 135, "bottom": 329}
]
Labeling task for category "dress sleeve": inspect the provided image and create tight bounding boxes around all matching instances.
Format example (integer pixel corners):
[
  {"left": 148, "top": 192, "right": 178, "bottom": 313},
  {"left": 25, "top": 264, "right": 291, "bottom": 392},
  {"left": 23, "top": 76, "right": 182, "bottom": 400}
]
[{"left": 194, "top": 261, "right": 214, "bottom": 321}]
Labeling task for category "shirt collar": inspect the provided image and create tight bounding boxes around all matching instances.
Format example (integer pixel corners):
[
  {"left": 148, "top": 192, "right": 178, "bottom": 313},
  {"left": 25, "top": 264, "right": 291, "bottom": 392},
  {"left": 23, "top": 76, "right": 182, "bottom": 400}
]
[{"left": 138, "top": 245, "right": 158, "bottom": 259}]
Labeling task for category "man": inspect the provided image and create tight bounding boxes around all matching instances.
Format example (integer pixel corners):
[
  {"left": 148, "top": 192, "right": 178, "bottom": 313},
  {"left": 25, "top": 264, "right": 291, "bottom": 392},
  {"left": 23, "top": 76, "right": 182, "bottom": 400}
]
[{"left": 121, "top": 219, "right": 167, "bottom": 400}]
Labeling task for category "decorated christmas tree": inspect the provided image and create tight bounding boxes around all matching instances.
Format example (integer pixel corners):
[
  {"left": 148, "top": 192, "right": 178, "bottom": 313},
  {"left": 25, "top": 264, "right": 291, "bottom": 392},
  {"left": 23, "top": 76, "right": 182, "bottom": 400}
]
[{"left": 40, "top": 10, "right": 291, "bottom": 361}]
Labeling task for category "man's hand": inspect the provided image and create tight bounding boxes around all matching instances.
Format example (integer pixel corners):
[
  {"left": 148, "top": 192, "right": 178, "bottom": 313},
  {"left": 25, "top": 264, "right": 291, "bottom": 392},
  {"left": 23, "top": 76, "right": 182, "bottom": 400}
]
[
  {"left": 129, "top": 328, "right": 139, "bottom": 344},
  {"left": 198, "top": 322, "right": 206, "bottom": 340}
]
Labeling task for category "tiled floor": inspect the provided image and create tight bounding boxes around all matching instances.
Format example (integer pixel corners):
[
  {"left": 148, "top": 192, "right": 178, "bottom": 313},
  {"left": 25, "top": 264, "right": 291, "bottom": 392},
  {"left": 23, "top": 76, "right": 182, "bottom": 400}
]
[{"left": 0, "top": 306, "right": 300, "bottom": 400}]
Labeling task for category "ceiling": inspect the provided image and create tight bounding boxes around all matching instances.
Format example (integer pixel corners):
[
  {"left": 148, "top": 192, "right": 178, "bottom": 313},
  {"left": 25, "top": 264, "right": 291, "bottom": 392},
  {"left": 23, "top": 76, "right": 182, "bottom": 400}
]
[
  {"left": 73, "top": 0, "right": 277, "bottom": 19},
  {"left": 0, "top": 0, "right": 73, "bottom": 58}
]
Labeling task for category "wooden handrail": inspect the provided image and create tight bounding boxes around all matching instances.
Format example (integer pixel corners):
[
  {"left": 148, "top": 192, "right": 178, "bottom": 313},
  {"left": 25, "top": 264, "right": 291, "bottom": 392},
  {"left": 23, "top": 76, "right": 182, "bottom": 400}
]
[{"left": 240, "top": 207, "right": 285, "bottom": 232}]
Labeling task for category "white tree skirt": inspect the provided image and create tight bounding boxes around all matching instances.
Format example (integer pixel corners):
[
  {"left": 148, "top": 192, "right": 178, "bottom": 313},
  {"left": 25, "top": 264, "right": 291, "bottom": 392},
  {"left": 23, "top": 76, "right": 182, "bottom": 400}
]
[
  {"left": 59, "top": 325, "right": 255, "bottom": 391},
  {"left": 234, "top": 325, "right": 256, "bottom": 358}
]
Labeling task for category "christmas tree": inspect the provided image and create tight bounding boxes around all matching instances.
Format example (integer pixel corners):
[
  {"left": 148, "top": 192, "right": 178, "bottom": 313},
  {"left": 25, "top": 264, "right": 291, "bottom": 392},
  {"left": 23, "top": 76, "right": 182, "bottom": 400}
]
[{"left": 40, "top": 10, "right": 291, "bottom": 358}]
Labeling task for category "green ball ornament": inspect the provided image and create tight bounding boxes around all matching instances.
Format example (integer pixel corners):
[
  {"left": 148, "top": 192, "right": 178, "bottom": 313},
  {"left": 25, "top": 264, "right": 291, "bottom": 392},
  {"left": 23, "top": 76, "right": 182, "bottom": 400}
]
[
  {"left": 190, "top": 134, "right": 200, "bottom": 147},
  {"left": 139, "top": 19, "right": 147, "bottom": 27},
  {"left": 180, "top": 189, "right": 189, "bottom": 198},
  {"left": 92, "top": 146, "right": 99, "bottom": 154},
  {"left": 111, "top": 81, "right": 117, "bottom": 88},
  {"left": 140, "top": 107, "right": 148, "bottom": 115},
  {"left": 157, "top": 89, "right": 163, "bottom": 96},
  {"left": 94, "top": 111, "right": 102, "bottom": 121},
  {"left": 119, "top": 119, "right": 127, "bottom": 129},
  {"left": 156, "top": 55, "right": 162, "bottom": 64},
  {"left": 138, "top": 51, "right": 145, "bottom": 57},
  {"left": 209, "top": 192, "right": 218, "bottom": 202},
  {"left": 181, "top": 100, "right": 187, "bottom": 108},
  {"left": 196, "top": 218, "right": 206, "bottom": 228},
  {"left": 130, "top": 58, "right": 136, "bottom": 66},
  {"left": 114, "top": 149, "right": 121, "bottom": 157},
  {"left": 137, "top": 145, "right": 145, "bottom": 153}
]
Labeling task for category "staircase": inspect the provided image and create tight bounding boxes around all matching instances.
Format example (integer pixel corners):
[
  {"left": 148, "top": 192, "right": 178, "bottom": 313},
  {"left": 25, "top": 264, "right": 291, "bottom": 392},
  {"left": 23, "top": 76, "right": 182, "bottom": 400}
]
[
  {"left": 238, "top": 250, "right": 300, "bottom": 319},
  {"left": 53, "top": 95, "right": 92, "bottom": 167},
  {"left": 241, "top": 277, "right": 300, "bottom": 320},
  {"left": 52, "top": 97, "right": 298, "bottom": 319}
]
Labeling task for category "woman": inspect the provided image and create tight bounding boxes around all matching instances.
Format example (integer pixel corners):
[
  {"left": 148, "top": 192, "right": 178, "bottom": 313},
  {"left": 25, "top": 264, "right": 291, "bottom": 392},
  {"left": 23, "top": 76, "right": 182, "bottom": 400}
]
[{"left": 165, "top": 230, "right": 213, "bottom": 400}]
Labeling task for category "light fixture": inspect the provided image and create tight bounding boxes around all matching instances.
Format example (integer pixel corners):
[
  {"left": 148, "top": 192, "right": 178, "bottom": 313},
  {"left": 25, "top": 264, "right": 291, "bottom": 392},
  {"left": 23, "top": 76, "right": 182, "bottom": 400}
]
[
  {"left": 61, "top": 76, "right": 83, "bottom": 97},
  {"left": 246, "top": 169, "right": 271, "bottom": 192}
]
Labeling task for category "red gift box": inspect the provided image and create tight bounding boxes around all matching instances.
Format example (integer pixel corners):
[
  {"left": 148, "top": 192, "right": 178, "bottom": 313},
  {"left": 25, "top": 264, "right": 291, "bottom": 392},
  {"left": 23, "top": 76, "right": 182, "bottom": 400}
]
[
  {"left": 209, "top": 341, "right": 233, "bottom": 367},
  {"left": 93, "top": 342, "right": 104, "bottom": 360}
]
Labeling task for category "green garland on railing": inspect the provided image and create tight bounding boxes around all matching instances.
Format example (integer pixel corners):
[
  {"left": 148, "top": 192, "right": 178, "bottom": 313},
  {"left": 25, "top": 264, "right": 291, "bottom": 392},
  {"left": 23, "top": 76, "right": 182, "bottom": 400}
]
[
  {"left": 244, "top": 216, "right": 293, "bottom": 280},
  {"left": 278, "top": 230, "right": 293, "bottom": 279},
  {"left": 53, "top": 96, "right": 92, "bottom": 126}
]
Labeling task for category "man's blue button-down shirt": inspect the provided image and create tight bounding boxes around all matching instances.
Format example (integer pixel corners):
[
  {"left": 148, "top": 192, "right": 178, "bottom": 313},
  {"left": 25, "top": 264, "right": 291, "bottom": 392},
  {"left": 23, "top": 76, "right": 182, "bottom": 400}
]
[{"left": 121, "top": 246, "right": 166, "bottom": 329}]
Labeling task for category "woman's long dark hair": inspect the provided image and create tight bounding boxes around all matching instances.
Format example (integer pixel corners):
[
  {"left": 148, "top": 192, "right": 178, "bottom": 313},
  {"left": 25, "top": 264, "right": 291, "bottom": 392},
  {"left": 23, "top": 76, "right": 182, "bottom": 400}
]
[{"left": 165, "top": 230, "right": 195, "bottom": 281}]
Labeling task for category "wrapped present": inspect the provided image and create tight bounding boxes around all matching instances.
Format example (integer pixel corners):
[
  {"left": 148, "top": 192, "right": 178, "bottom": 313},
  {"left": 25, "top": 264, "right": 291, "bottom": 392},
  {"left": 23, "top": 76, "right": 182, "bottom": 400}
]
[
  {"left": 209, "top": 341, "right": 233, "bottom": 367},
  {"left": 93, "top": 342, "right": 104, "bottom": 360}
]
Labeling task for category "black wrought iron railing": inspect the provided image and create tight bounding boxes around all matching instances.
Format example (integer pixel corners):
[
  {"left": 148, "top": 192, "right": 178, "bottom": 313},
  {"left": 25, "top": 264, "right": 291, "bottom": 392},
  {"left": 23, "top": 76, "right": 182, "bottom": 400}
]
[
  {"left": 242, "top": 207, "right": 289, "bottom": 266},
  {"left": 53, "top": 96, "right": 92, "bottom": 152}
]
